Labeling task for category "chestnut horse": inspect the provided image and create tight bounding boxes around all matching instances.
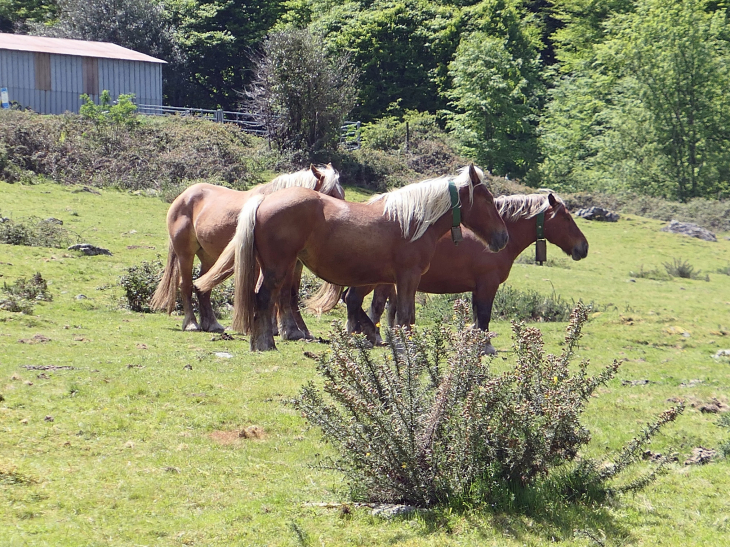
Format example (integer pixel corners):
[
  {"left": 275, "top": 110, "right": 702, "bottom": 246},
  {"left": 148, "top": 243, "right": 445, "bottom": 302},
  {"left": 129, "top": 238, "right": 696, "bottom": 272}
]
[
  {"left": 195, "top": 165, "right": 509, "bottom": 351},
  {"left": 150, "top": 165, "right": 344, "bottom": 336},
  {"left": 344, "top": 193, "right": 589, "bottom": 354}
]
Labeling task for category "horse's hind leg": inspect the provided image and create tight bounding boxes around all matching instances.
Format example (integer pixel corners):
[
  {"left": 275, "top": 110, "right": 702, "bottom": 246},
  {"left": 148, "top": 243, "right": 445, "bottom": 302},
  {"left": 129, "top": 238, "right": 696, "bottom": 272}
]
[
  {"left": 176, "top": 249, "right": 200, "bottom": 331},
  {"left": 277, "top": 264, "right": 307, "bottom": 341},
  {"left": 290, "top": 261, "right": 313, "bottom": 339},
  {"left": 343, "top": 286, "right": 378, "bottom": 345},
  {"left": 250, "top": 269, "right": 284, "bottom": 351},
  {"left": 194, "top": 255, "right": 226, "bottom": 333}
]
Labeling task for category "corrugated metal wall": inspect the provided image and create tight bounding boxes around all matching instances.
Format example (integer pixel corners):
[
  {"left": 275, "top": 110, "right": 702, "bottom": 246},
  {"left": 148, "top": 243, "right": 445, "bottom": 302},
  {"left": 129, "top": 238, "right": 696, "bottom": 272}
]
[{"left": 0, "top": 49, "right": 162, "bottom": 114}]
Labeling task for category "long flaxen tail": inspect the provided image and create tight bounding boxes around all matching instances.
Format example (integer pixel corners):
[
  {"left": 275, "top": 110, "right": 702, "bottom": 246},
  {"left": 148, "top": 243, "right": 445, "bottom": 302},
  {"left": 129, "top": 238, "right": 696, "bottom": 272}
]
[
  {"left": 150, "top": 240, "right": 179, "bottom": 313},
  {"left": 194, "top": 194, "right": 265, "bottom": 334},
  {"left": 305, "top": 282, "right": 344, "bottom": 315}
]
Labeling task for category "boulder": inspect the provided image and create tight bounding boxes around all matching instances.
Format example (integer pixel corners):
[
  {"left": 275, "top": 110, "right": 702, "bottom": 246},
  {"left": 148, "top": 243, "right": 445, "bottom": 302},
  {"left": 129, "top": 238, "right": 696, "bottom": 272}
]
[
  {"left": 660, "top": 220, "right": 716, "bottom": 242},
  {"left": 575, "top": 206, "right": 619, "bottom": 222}
]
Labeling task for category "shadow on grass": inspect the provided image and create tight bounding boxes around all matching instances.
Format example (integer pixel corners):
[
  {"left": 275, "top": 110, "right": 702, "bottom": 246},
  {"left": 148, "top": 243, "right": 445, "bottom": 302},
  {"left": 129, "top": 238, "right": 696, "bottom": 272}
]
[{"left": 414, "top": 496, "right": 630, "bottom": 545}]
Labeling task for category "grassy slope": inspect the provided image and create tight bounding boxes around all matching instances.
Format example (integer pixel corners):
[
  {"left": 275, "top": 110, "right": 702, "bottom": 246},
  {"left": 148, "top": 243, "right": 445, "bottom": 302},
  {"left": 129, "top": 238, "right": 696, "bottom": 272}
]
[{"left": 1, "top": 181, "right": 729, "bottom": 546}]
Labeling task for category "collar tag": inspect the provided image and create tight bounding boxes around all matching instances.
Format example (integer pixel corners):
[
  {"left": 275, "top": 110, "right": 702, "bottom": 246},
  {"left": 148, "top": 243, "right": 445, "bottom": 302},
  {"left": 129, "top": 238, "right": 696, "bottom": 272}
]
[{"left": 536, "top": 211, "right": 546, "bottom": 264}]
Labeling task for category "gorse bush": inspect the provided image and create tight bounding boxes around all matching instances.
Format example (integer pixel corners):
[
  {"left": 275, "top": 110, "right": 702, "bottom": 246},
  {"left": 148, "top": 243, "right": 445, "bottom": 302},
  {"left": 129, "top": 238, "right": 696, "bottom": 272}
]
[
  {"left": 0, "top": 273, "right": 52, "bottom": 314},
  {"left": 0, "top": 214, "right": 77, "bottom": 248},
  {"left": 119, "top": 259, "right": 234, "bottom": 314},
  {"left": 295, "top": 302, "right": 680, "bottom": 507}
]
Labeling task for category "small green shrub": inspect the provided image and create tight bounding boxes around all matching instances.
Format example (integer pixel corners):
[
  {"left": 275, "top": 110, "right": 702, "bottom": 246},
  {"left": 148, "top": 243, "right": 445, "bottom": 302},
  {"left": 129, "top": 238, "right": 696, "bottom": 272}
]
[
  {"left": 0, "top": 214, "right": 77, "bottom": 248},
  {"left": 716, "top": 264, "right": 730, "bottom": 276},
  {"left": 663, "top": 258, "right": 708, "bottom": 281},
  {"left": 0, "top": 273, "right": 52, "bottom": 314},
  {"left": 629, "top": 265, "right": 671, "bottom": 281},
  {"left": 296, "top": 302, "right": 680, "bottom": 507}
]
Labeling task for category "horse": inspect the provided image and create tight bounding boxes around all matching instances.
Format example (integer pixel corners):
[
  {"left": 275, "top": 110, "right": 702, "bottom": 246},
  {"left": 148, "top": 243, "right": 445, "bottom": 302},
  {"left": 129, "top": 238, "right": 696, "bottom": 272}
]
[
  {"left": 194, "top": 165, "right": 509, "bottom": 351},
  {"left": 343, "top": 193, "right": 589, "bottom": 354},
  {"left": 150, "top": 164, "right": 345, "bottom": 338}
]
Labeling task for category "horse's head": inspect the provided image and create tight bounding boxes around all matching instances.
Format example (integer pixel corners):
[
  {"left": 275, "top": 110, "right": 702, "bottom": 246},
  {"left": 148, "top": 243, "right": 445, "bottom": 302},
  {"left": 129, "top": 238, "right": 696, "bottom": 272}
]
[
  {"left": 311, "top": 163, "right": 345, "bottom": 200},
  {"left": 459, "top": 165, "right": 509, "bottom": 252},
  {"left": 544, "top": 194, "right": 588, "bottom": 260}
]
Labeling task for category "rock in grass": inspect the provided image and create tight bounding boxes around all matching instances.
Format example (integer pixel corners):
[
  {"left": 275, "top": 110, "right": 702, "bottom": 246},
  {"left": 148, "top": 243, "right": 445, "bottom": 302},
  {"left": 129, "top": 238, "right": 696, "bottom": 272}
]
[
  {"left": 68, "top": 243, "right": 112, "bottom": 256},
  {"left": 575, "top": 206, "right": 619, "bottom": 222},
  {"left": 684, "top": 447, "right": 717, "bottom": 465},
  {"left": 661, "top": 220, "right": 716, "bottom": 242}
]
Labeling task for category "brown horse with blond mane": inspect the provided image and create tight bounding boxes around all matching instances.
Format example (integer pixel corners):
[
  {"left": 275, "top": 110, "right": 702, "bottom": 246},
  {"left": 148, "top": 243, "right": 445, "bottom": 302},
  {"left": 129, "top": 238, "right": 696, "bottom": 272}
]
[
  {"left": 150, "top": 165, "right": 344, "bottom": 338},
  {"left": 344, "top": 193, "right": 589, "bottom": 353},
  {"left": 195, "top": 165, "right": 509, "bottom": 351}
]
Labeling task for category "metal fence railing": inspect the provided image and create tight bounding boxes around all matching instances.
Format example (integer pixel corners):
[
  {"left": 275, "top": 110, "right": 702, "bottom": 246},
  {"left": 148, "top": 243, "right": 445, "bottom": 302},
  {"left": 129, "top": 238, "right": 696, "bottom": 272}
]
[{"left": 136, "top": 104, "right": 361, "bottom": 149}]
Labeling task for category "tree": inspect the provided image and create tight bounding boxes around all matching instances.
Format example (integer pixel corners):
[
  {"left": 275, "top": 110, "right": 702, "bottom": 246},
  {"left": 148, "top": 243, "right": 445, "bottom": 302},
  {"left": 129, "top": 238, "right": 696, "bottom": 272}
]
[
  {"left": 244, "top": 28, "right": 358, "bottom": 153},
  {"left": 445, "top": 32, "right": 544, "bottom": 178},
  {"left": 540, "top": 0, "right": 730, "bottom": 200}
]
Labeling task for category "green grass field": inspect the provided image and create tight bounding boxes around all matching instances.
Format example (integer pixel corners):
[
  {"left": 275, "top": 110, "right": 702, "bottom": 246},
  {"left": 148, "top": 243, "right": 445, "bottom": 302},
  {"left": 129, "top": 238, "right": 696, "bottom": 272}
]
[{"left": 1, "top": 180, "right": 730, "bottom": 546}]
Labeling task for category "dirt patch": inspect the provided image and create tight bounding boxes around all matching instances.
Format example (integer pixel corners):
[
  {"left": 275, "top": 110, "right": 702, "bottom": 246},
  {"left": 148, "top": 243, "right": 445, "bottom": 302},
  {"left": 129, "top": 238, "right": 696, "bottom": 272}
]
[
  {"left": 685, "top": 447, "right": 717, "bottom": 466},
  {"left": 210, "top": 426, "right": 266, "bottom": 445},
  {"left": 22, "top": 365, "right": 75, "bottom": 371},
  {"left": 18, "top": 334, "right": 50, "bottom": 344}
]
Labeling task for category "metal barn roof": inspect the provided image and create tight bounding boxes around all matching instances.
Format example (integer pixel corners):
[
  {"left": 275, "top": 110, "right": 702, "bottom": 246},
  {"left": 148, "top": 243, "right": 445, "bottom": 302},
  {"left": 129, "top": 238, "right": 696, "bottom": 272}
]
[{"left": 0, "top": 33, "right": 166, "bottom": 64}]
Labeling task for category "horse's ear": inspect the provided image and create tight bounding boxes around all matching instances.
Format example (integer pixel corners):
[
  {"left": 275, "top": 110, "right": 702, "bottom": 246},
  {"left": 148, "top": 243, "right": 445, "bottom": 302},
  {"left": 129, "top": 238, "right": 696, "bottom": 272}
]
[
  {"left": 310, "top": 164, "right": 324, "bottom": 192},
  {"left": 468, "top": 164, "right": 481, "bottom": 186},
  {"left": 548, "top": 193, "right": 558, "bottom": 208}
]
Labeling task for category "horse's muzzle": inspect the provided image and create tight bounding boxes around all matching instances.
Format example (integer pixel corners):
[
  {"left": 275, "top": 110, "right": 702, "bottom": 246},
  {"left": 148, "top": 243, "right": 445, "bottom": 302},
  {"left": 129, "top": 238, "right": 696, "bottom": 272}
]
[
  {"left": 571, "top": 241, "right": 589, "bottom": 260},
  {"left": 488, "top": 230, "right": 509, "bottom": 253}
]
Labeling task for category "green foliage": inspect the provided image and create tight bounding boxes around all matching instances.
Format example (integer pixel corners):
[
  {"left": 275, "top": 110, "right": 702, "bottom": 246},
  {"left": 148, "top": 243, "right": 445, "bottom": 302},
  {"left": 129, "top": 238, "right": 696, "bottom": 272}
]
[
  {"left": 541, "top": 0, "right": 730, "bottom": 201},
  {"left": 663, "top": 258, "right": 708, "bottom": 281},
  {"left": 80, "top": 91, "right": 139, "bottom": 130},
  {"left": 717, "top": 264, "right": 730, "bottom": 276},
  {"left": 245, "top": 27, "right": 358, "bottom": 155},
  {"left": 629, "top": 266, "right": 671, "bottom": 281},
  {"left": 0, "top": 272, "right": 52, "bottom": 314},
  {"left": 119, "top": 258, "right": 234, "bottom": 314},
  {"left": 0, "top": 109, "right": 264, "bottom": 190},
  {"left": 0, "top": 214, "right": 77, "bottom": 248},
  {"left": 445, "top": 31, "right": 544, "bottom": 178},
  {"left": 295, "top": 302, "right": 676, "bottom": 507}
]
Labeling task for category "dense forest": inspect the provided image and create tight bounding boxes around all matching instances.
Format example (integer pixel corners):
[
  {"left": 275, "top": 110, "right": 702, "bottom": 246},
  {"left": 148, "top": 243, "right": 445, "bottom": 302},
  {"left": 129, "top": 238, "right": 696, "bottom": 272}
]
[{"left": 2, "top": 0, "right": 730, "bottom": 202}]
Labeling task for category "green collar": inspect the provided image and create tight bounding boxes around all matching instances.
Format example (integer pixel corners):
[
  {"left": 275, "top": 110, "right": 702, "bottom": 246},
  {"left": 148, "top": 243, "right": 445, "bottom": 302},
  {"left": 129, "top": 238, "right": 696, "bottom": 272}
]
[
  {"left": 536, "top": 211, "right": 545, "bottom": 240},
  {"left": 448, "top": 181, "right": 461, "bottom": 227}
]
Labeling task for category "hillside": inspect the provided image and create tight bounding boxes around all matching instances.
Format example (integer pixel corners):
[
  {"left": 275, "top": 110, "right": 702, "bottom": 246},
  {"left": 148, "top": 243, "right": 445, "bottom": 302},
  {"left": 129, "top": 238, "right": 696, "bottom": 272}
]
[{"left": 1, "top": 181, "right": 729, "bottom": 545}]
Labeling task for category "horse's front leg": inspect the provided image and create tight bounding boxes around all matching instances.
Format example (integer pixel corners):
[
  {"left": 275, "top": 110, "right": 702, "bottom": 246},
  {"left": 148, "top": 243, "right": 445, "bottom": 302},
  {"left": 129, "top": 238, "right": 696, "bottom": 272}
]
[
  {"left": 368, "top": 284, "right": 395, "bottom": 345},
  {"left": 473, "top": 281, "right": 499, "bottom": 355},
  {"left": 277, "top": 264, "right": 307, "bottom": 341},
  {"left": 394, "top": 271, "right": 421, "bottom": 327}
]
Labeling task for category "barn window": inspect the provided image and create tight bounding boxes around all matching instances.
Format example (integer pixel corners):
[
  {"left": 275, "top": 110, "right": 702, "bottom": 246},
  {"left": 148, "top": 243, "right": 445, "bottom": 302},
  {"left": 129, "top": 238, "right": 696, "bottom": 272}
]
[
  {"left": 82, "top": 57, "right": 99, "bottom": 96},
  {"left": 34, "top": 53, "right": 51, "bottom": 91}
]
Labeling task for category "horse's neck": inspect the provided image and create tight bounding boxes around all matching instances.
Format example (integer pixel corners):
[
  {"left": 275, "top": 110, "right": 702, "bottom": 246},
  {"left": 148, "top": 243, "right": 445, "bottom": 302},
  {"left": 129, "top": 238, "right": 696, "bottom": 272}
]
[{"left": 503, "top": 216, "right": 539, "bottom": 259}]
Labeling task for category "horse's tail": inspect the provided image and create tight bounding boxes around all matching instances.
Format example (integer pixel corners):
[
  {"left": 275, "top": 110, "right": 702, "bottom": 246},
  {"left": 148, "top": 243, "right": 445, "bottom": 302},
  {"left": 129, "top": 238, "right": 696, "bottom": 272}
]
[
  {"left": 195, "top": 194, "right": 265, "bottom": 334},
  {"left": 305, "top": 282, "right": 344, "bottom": 315},
  {"left": 150, "top": 240, "right": 179, "bottom": 314}
]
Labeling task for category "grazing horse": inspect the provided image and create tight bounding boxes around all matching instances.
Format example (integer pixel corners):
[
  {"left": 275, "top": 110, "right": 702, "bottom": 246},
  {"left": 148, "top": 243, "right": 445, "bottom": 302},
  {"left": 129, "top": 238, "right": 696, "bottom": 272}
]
[
  {"left": 195, "top": 165, "right": 509, "bottom": 351},
  {"left": 344, "top": 193, "right": 589, "bottom": 354},
  {"left": 150, "top": 165, "right": 344, "bottom": 337}
]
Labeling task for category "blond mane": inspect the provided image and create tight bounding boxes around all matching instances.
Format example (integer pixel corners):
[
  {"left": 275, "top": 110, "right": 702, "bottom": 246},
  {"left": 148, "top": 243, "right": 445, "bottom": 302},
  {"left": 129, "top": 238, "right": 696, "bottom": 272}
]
[
  {"left": 368, "top": 165, "right": 483, "bottom": 241},
  {"left": 495, "top": 194, "right": 563, "bottom": 222},
  {"left": 265, "top": 164, "right": 343, "bottom": 197}
]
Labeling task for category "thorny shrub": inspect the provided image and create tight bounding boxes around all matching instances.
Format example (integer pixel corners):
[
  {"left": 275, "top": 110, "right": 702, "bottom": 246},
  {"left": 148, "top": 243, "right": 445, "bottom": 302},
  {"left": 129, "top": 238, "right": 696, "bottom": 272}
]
[
  {"left": 295, "top": 301, "right": 682, "bottom": 507},
  {"left": 0, "top": 273, "right": 52, "bottom": 314},
  {"left": 119, "top": 259, "right": 234, "bottom": 314},
  {"left": 663, "top": 258, "right": 709, "bottom": 281}
]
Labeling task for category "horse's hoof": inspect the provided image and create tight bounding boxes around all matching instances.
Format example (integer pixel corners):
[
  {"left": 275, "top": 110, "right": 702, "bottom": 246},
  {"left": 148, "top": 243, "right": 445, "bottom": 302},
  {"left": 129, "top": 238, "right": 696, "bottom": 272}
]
[
  {"left": 281, "top": 329, "right": 306, "bottom": 341},
  {"left": 482, "top": 343, "right": 497, "bottom": 356},
  {"left": 250, "top": 339, "right": 277, "bottom": 351},
  {"left": 183, "top": 323, "right": 200, "bottom": 332},
  {"left": 204, "top": 323, "right": 226, "bottom": 333}
]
